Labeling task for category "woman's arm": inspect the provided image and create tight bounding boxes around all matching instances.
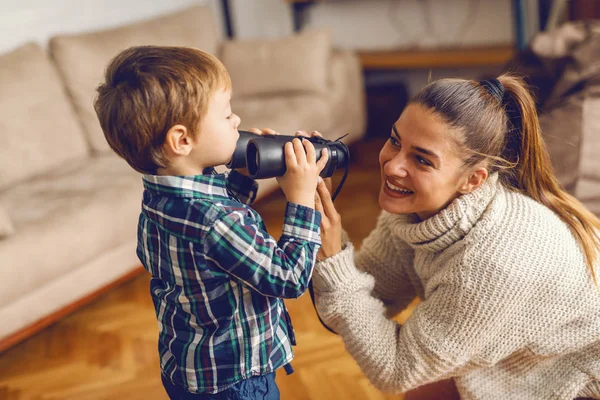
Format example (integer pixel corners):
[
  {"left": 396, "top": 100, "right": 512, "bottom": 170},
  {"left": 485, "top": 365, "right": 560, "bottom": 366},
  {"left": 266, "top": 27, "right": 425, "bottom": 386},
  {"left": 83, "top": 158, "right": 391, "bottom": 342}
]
[
  {"left": 312, "top": 251, "right": 527, "bottom": 394},
  {"left": 312, "top": 180, "right": 532, "bottom": 393},
  {"left": 315, "top": 179, "right": 417, "bottom": 316},
  {"left": 354, "top": 211, "right": 417, "bottom": 316}
]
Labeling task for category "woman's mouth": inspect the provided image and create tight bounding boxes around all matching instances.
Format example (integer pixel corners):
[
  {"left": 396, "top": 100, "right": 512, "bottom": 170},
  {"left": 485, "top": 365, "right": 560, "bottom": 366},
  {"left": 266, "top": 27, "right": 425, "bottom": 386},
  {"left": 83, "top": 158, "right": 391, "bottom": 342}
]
[{"left": 384, "top": 179, "right": 414, "bottom": 197}]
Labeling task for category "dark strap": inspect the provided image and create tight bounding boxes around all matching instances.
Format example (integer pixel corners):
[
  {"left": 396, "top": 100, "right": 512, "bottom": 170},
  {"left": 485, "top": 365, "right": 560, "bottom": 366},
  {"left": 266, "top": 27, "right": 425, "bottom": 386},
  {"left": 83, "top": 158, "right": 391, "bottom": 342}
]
[{"left": 480, "top": 78, "right": 505, "bottom": 103}]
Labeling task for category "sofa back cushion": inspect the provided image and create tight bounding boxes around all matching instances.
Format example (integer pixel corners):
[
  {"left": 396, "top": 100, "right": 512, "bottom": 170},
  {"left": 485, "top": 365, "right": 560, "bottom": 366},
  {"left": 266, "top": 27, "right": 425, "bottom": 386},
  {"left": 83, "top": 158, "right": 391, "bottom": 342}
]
[
  {"left": 0, "top": 206, "right": 15, "bottom": 239},
  {"left": 221, "top": 29, "right": 332, "bottom": 98},
  {"left": 0, "top": 43, "right": 89, "bottom": 189},
  {"left": 49, "top": 4, "right": 221, "bottom": 154}
]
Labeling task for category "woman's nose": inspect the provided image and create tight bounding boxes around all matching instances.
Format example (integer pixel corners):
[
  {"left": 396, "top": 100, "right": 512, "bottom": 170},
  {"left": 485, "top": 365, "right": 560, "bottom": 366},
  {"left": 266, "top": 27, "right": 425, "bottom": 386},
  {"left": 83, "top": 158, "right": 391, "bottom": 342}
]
[{"left": 384, "top": 154, "right": 408, "bottom": 178}]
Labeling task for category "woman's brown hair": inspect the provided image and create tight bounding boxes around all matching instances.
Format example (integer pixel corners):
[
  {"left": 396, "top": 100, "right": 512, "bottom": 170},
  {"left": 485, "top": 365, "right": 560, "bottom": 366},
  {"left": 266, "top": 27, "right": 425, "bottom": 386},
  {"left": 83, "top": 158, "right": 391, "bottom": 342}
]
[
  {"left": 94, "top": 45, "right": 231, "bottom": 174},
  {"left": 413, "top": 73, "right": 600, "bottom": 283}
]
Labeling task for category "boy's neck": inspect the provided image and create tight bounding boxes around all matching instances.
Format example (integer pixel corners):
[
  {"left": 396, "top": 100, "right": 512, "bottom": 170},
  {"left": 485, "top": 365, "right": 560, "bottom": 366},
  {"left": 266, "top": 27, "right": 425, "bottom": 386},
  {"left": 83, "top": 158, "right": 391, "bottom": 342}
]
[{"left": 157, "top": 162, "right": 212, "bottom": 177}]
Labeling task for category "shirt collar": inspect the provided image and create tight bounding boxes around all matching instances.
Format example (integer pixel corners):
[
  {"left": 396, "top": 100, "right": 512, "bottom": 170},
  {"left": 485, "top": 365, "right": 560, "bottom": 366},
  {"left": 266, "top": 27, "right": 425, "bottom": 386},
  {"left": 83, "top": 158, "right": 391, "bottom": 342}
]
[{"left": 142, "top": 168, "right": 230, "bottom": 199}]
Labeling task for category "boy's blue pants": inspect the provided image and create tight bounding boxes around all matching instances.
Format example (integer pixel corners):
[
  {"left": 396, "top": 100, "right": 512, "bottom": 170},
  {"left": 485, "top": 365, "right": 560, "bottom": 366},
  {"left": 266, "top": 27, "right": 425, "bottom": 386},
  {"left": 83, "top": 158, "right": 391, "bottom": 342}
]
[{"left": 161, "top": 373, "right": 280, "bottom": 400}]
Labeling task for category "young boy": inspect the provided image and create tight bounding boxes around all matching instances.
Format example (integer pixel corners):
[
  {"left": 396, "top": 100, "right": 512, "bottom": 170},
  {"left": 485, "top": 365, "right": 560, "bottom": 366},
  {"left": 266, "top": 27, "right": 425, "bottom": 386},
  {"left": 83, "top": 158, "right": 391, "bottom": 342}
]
[{"left": 94, "top": 46, "right": 328, "bottom": 399}]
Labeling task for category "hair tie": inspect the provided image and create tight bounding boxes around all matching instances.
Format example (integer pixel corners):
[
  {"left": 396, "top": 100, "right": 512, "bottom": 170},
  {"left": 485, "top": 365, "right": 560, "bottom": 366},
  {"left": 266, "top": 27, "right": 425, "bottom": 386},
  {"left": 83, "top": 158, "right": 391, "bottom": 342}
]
[{"left": 479, "top": 78, "right": 505, "bottom": 103}]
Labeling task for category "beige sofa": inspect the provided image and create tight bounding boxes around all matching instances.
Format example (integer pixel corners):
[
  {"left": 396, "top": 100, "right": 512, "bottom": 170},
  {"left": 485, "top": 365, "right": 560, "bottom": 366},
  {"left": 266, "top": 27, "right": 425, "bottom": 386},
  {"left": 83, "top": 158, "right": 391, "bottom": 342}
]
[{"left": 0, "top": 4, "right": 366, "bottom": 350}]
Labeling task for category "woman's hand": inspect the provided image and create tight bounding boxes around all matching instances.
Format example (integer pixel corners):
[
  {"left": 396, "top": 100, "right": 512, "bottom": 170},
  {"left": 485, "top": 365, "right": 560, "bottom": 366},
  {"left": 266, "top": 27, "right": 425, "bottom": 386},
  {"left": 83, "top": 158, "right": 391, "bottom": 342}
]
[
  {"left": 315, "top": 177, "right": 343, "bottom": 260},
  {"left": 247, "top": 127, "right": 279, "bottom": 136}
]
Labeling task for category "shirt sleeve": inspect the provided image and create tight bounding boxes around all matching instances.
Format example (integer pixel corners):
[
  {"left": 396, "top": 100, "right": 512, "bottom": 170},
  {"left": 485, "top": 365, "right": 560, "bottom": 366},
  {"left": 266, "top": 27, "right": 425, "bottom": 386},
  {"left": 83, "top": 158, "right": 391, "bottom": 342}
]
[
  {"left": 203, "top": 202, "right": 322, "bottom": 298},
  {"left": 226, "top": 170, "right": 259, "bottom": 206}
]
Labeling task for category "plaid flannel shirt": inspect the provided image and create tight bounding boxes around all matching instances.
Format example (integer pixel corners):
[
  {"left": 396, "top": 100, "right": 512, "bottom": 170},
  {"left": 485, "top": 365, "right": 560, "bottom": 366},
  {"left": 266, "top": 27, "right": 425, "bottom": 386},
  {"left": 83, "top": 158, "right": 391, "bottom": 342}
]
[{"left": 137, "top": 169, "right": 322, "bottom": 394}]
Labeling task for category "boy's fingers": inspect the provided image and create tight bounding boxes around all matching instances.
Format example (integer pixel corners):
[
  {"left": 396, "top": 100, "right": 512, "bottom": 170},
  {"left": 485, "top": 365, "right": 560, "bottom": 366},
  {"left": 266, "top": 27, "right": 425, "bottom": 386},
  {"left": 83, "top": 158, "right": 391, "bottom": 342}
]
[
  {"left": 311, "top": 130, "right": 323, "bottom": 138},
  {"left": 292, "top": 138, "right": 307, "bottom": 164},
  {"left": 316, "top": 148, "right": 329, "bottom": 172},
  {"left": 295, "top": 130, "right": 309, "bottom": 138},
  {"left": 303, "top": 138, "right": 316, "bottom": 164},
  {"left": 247, "top": 128, "right": 261, "bottom": 134},
  {"left": 284, "top": 142, "right": 298, "bottom": 168}
]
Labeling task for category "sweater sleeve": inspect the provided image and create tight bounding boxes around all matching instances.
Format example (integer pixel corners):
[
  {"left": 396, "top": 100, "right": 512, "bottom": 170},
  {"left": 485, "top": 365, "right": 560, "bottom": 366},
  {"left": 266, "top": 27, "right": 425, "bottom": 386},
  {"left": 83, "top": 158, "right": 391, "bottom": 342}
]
[
  {"left": 311, "top": 247, "right": 529, "bottom": 394},
  {"left": 353, "top": 212, "right": 417, "bottom": 316}
]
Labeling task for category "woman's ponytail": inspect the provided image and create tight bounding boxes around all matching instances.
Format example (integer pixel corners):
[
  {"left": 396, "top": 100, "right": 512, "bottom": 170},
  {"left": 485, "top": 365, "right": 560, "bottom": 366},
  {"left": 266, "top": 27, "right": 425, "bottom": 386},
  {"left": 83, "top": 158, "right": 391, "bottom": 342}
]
[
  {"left": 498, "top": 74, "right": 600, "bottom": 284},
  {"left": 414, "top": 73, "right": 599, "bottom": 283}
]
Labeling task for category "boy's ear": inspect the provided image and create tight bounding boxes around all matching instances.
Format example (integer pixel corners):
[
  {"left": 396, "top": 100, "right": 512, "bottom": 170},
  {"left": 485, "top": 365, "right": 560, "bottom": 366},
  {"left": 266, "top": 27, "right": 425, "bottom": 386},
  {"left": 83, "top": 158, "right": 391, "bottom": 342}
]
[
  {"left": 458, "top": 167, "right": 488, "bottom": 194},
  {"left": 163, "top": 125, "right": 194, "bottom": 156}
]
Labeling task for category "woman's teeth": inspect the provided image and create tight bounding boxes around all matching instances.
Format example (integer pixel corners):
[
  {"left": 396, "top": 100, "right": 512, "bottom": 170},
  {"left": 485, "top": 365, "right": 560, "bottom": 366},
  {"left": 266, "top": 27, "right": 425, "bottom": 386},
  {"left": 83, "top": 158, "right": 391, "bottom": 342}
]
[{"left": 386, "top": 180, "right": 413, "bottom": 194}]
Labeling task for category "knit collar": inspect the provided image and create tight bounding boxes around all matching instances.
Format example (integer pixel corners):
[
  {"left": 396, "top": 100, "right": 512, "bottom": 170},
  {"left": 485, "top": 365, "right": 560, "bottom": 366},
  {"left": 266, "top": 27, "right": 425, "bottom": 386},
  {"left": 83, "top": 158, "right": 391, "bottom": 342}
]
[{"left": 390, "top": 173, "right": 500, "bottom": 252}]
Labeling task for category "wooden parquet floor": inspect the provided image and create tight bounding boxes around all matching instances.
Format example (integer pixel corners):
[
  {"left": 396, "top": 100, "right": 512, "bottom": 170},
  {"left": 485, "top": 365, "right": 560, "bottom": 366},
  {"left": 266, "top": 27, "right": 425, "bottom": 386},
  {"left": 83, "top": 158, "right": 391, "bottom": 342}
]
[{"left": 0, "top": 139, "right": 418, "bottom": 400}]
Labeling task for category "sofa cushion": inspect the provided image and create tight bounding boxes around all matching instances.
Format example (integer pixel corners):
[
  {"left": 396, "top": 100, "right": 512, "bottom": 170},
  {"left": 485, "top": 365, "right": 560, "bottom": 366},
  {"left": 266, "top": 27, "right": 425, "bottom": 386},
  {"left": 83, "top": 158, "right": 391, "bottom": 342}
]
[
  {"left": 49, "top": 4, "right": 221, "bottom": 154},
  {"left": 324, "top": 50, "right": 366, "bottom": 144},
  {"left": 221, "top": 29, "right": 332, "bottom": 98},
  {"left": 0, "top": 154, "right": 142, "bottom": 306},
  {"left": 233, "top": 94, "right": 332, "bottom": 137},
  {"left": 0, "top": 43, "right": 89, "bottom": 190},
  {"left": 0, "top": 206, "right": 14, "bottom": 239}
]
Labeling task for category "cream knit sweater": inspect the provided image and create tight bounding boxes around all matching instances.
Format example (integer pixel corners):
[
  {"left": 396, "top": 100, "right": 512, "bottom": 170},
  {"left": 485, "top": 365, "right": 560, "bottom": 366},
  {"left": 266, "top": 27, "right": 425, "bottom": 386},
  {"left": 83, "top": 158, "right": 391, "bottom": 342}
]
[{"left": 312, "top": 174, "right": 600, "bottom": 399}]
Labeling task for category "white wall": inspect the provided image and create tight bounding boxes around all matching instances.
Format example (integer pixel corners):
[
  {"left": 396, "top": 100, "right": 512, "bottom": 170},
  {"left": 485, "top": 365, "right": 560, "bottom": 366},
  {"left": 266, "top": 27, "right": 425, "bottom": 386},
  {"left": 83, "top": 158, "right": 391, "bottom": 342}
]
[
  {"left": 290, "top": 0, "right": 514, "bottom": 96},
  {"left": 304, "top": 0, "right": 514, "bottom": 50},
  {"left": 229, "top": 0, "right": 515, "bottom": 50},
  {"left": 0, "top": 0, "right": 220, "bottom": 54},
  {"left": 0, "top": 0, "right": 515, "bottom": 54},
  {"left": 0, "top": 0, "right": 517, "bottom": 96},
  {"left": 230, "top": 0, "right": 514, "bottom": 97}
]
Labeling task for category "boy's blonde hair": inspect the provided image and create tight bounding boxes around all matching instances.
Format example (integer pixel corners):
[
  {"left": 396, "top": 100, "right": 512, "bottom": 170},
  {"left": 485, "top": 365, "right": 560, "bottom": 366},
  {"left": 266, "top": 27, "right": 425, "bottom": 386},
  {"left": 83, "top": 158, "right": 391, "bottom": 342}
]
[{"left": 94, "top": 45, "right": 231, "bottom": 174}]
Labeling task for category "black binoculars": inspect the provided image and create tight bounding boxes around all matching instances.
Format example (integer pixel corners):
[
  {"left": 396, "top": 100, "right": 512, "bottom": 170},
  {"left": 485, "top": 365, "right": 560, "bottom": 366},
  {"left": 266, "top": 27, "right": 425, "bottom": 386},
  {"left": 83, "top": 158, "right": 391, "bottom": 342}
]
[{"left": 227, "top": 131, "right": 349, "bottom": 179}]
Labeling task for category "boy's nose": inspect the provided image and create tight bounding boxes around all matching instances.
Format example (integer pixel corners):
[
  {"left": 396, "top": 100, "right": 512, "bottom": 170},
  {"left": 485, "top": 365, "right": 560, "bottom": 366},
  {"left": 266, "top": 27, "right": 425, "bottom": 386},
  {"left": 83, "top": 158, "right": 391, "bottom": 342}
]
[{"left": 232, "top": 113, "right": 241, "bottom": 129}]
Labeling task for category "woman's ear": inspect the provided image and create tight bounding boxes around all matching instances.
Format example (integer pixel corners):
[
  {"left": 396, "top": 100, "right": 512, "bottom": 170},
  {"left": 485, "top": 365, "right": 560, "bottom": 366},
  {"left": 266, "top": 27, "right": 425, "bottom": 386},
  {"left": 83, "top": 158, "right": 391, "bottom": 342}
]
[
  {"left": 163, "top": 124, "right": 193, "bottom": 156},
  {"left": 458, "top": 167, "right": 488, "bottom": 194}
]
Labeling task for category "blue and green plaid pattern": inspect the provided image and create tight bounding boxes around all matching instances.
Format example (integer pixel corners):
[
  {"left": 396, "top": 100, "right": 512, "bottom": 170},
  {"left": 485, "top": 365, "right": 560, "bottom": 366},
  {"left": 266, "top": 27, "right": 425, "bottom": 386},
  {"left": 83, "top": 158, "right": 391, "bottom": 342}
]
[{"left": 137, "top": 169, "right": 321, "bottom": 394}]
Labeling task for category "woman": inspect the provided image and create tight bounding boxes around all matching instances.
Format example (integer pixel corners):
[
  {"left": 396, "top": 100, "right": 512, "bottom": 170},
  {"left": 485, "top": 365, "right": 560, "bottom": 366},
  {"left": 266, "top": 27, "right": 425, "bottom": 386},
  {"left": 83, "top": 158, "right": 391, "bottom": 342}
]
[{"left": 312, "top": 74, "right": 600, "bottom": 400}]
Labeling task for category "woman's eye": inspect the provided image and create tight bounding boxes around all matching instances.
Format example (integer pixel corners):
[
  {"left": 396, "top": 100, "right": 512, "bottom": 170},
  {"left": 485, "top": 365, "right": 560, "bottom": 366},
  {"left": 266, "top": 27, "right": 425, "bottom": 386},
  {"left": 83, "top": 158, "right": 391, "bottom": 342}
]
[
  {"left": 416, "top": 156, "right": 431, "bottom": 166},
  {"left": 388, "top": 135, "right": 400, "bottom": 147}
]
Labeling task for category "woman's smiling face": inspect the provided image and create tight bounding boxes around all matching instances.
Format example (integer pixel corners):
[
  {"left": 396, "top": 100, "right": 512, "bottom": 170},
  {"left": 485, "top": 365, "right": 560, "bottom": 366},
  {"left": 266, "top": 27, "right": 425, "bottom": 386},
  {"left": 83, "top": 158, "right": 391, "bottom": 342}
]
[{"left": 379, "top": 103, "right": 472, "bottom": 220}]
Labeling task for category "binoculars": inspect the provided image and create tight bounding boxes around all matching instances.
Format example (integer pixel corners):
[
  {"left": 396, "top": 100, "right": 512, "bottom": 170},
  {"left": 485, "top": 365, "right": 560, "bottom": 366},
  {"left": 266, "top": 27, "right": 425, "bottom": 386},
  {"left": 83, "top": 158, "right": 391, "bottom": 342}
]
[{"left": 227, "top": 131, "right": 349, "bottom": 179}]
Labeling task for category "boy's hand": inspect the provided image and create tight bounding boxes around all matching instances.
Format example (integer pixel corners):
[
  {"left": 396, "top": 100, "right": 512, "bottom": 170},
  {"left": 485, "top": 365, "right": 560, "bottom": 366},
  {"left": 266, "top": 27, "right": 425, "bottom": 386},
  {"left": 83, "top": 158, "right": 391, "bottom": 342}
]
[
  {"left": 295, "top": 130, "right": 333, "bottom": 193},
  {"left": 277, "top": 132, "right": 329, "bottom": 209},
  {"left": 234, "top": 128, "right": 279, "bottom": 177}
]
